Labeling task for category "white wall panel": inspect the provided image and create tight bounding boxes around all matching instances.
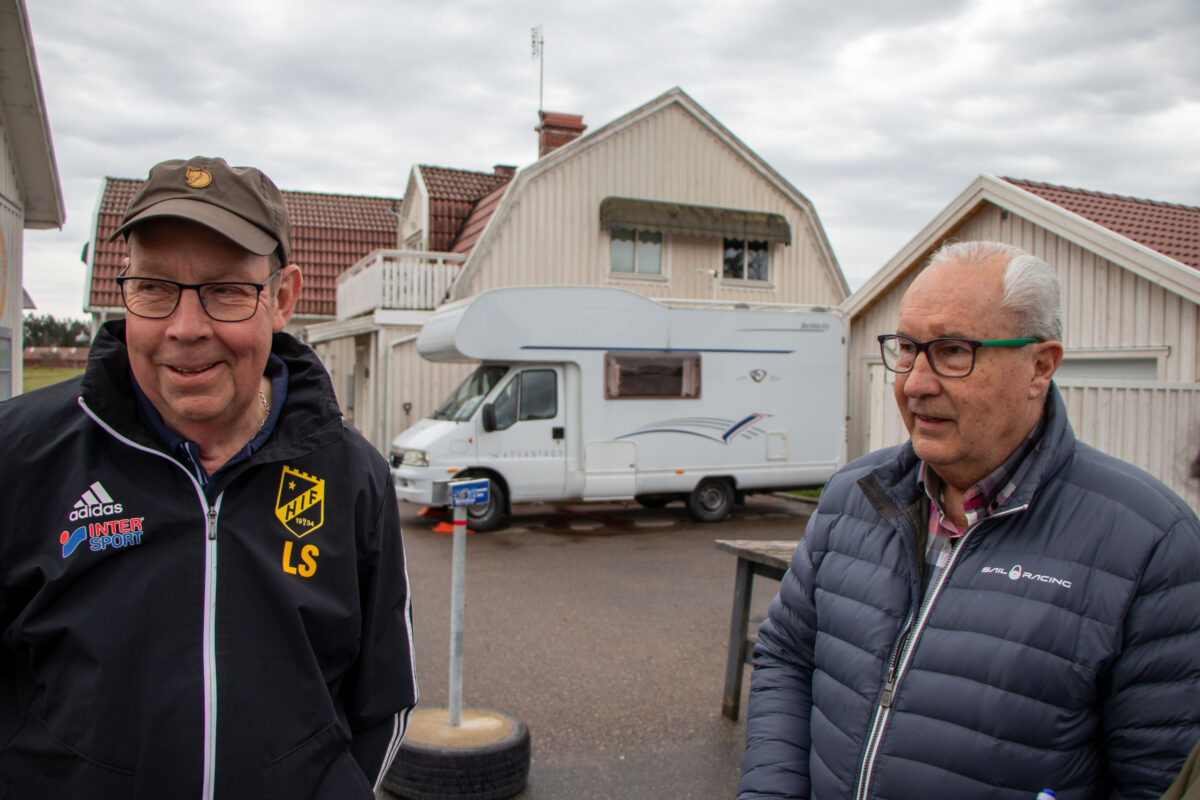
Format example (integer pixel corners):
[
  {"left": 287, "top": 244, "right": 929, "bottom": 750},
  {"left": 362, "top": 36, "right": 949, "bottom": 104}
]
[{"left": 0, "top": 121, "right": 25, "bottom": 393}]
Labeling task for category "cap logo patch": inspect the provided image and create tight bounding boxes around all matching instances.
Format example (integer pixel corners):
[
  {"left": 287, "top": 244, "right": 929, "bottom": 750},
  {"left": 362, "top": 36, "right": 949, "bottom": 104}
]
[{"left": 185, "top": 167, "right": 213, "bottom": 189}]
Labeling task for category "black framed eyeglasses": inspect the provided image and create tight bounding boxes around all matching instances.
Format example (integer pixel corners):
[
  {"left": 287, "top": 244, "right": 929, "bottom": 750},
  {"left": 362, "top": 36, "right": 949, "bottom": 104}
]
[
  {"left": 116, "top": 268, "right": 282, "bottom": 322},
  {"left": 877, "top": 333, "right": 1040, "bottom": 378}
]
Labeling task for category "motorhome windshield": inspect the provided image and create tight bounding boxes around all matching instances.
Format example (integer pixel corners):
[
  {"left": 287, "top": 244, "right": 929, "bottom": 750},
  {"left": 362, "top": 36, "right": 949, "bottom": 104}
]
[{"left": 431, "top": 365, "right": 509, "bottom": 421}]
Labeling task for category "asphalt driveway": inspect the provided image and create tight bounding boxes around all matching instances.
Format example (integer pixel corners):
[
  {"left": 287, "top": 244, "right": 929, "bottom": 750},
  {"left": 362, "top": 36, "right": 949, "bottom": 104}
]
[{"left": 381, "top": 495, "right": 813, "bottom": 800}]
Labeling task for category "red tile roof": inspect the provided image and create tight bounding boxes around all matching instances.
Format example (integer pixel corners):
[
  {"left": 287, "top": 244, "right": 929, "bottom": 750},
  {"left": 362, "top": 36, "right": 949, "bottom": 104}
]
[
  {"left": 89, "top": 179, "right": 401, "bottom": 317},
  {"left": 451, "top": 180, "right": 508, "bottom": 255},
  {"left": 418, "top": 165, "right": 512, "bottom": 252},
  {"left": 1003, "top": 178, "right": 1200, "bottom": 271}
]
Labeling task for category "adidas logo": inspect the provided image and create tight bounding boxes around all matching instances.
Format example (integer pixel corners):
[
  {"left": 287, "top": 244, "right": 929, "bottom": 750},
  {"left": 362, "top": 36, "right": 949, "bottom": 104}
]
[{"left": 68, "top": 481, "right": 123, "bottom": 521}]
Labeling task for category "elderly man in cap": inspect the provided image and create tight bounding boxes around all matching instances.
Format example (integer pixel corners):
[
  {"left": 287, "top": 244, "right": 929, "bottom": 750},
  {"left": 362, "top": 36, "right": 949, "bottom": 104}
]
[
  {"left": 739, "top": 241, "right": 1200, "bottom": 799},
  {"left": 0, "top": 157, "right": 416, "bottom": 797}
]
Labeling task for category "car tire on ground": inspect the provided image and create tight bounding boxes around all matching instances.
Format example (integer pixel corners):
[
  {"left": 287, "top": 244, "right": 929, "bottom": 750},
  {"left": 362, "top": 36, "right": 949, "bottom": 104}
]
[
  {"left": 464, "top": 477, "right": 506, "bottom": 531},
  {"left": 686, "top": 478, "right": 734, "bottom": 523},
  {"left": 383, "top": 709, "right": 530, "bottom": 800}
]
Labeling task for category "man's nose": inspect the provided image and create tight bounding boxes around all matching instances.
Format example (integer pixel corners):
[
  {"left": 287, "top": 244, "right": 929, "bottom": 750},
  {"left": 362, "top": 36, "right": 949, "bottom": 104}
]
[
  {"left": 166, "top": 288, "right": 214, "bottom": 337},
  {"left": 901, "top": 350, "right": 942, "bottom": 397}
]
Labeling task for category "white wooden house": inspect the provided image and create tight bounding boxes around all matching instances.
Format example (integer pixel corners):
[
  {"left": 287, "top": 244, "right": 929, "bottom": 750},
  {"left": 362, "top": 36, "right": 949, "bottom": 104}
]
[
  {"left": 307, "top": 86, "right": 851, "bottom": 453},
  {"left": 0, "top": 0, "right": 65, "bottom": 399},
  {"left": 844, "top": 174, "right": 1200, "bottom": 507}
]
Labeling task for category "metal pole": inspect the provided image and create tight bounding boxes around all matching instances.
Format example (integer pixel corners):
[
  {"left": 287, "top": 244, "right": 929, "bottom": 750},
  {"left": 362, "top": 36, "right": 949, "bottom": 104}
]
[{"left": 448, "top": 504, "right": 467, "bottom": 726}]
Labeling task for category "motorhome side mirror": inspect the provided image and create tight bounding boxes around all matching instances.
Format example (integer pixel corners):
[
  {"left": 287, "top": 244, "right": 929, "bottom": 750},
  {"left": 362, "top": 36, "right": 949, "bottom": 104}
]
[{"left": 481, "top": 403, "right": 496, "bottom": 433}]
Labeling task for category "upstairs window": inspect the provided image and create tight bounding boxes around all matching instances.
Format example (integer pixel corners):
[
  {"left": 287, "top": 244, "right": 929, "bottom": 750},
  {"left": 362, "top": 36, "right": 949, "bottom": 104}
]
[
  {"left": 610, "top": 228, "right": 662, "bottom": 275},
  {"left": 723, "top": 239, "right": 769, "bottom": 282}
]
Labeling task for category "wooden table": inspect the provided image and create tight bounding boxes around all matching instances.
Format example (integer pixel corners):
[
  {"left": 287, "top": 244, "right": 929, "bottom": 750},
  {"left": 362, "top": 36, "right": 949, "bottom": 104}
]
[{"left": 713, "top": 539, "right": 799, "bottom": 721}]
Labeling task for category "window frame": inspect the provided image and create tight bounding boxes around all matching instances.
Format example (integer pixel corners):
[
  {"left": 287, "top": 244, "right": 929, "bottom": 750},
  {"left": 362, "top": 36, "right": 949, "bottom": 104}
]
[
  {"left": 722, "top": 238, "right": 771, "bottom": 283},
  {"left": 489, "top": 369, "right": 559, "bottom": 430},
  {"left": 604, "top": 351, "right": 701, "bottom": 400},
  {"left": 609, "top": 227, "right": 663, "bottom": 277}
]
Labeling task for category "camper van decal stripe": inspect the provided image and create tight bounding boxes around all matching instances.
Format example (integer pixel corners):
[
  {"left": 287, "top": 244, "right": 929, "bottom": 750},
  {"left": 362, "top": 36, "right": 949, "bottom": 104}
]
[
  {"left": 521, "top": 345, "right": 794, "bottom": 354},
  {"left": 723, "top": 413, "right": 769, "bottom": 441},
  {"left": 617, "top": 414, "right": 770, "bottom": 444}
]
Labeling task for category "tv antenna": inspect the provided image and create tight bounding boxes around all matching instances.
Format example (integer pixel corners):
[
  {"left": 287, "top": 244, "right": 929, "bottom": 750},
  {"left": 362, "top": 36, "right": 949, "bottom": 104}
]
[{"left": 531, "top": 24, "right": 544, "bottom": 112}]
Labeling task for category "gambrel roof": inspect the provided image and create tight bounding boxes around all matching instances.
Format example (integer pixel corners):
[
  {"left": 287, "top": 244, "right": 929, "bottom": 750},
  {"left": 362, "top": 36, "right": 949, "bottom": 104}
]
[{"left": 451, "top": 86, "right": 849, "bottom": 300}]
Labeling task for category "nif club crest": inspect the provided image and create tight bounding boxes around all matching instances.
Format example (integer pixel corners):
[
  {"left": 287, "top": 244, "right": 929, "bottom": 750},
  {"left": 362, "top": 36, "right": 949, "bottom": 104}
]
[{"left": 276, "top": 466, "right": 325, "bottom": 538}]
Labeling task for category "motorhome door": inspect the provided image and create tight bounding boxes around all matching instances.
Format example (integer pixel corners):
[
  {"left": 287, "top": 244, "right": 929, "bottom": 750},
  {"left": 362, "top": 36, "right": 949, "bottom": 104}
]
[{"left": 478, "top": 367, "right": 566, "bottom": 501}]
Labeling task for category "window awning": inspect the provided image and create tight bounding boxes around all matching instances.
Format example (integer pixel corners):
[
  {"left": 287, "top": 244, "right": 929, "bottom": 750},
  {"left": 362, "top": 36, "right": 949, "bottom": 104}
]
[{"left": 599, "top": 197, "right": 791, "bottom": 244}]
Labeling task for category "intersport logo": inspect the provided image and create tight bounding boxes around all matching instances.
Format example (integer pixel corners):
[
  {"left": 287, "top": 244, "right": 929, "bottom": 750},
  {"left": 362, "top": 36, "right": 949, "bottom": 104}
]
[{"left": 979, "top": 563, "right": 1072, "bottom": 590}]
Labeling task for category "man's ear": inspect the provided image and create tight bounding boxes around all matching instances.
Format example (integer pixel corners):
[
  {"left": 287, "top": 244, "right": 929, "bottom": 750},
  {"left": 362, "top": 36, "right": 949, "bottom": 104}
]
[
  {"left": 271, "top": 264, "right": 303, "bottom": 332},
  {"left": 1029, "top": 340, "right": 1064, "bottom": 398}
]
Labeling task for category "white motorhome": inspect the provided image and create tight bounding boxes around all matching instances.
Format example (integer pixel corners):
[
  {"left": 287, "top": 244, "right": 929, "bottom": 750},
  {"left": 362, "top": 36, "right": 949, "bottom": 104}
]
[{"left": 389, "top": 286, "right": 847, "bottom": 529}]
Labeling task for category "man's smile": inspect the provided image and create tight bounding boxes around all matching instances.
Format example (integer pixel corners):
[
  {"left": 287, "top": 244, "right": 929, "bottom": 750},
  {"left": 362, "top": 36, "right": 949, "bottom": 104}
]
[{"left": 167, "top": 363, "right": 219, "bottom": 376}]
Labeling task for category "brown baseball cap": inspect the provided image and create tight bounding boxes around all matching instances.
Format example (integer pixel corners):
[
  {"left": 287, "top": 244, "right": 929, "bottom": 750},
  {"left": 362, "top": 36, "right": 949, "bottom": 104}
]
[{"left": 110, "top": 156, "right": 291, "bottom": 264}]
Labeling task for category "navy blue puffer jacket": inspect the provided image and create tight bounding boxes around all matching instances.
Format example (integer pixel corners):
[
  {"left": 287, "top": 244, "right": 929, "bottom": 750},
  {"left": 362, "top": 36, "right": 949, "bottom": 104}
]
[{"left": 739, "top": 385, "right": 1200, "bottom": 800}]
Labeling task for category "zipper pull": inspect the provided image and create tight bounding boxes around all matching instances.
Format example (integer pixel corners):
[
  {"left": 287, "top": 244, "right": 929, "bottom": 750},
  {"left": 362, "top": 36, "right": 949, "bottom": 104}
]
[
  {"left": 880, "top": 677, "right": 895, "bottom": 708},
  {"left": 207, "top": 506, "right": 218, "bottom": 540}
]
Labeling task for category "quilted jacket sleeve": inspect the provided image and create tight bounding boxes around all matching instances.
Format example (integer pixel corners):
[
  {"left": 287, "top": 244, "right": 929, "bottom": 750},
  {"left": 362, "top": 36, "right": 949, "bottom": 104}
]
[
  {"left": 738, "top": 534, "right": 819, "bottom": 799},
  {"left": 1103, "top": 514, "right": 1200, "bottom": 800}
]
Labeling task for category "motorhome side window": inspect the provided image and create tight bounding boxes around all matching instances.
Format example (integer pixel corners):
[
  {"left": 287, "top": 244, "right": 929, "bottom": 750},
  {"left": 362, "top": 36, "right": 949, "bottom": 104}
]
[
  {"left": 723, "top": 238, "right": 769, "bottom": 282},
  {"left": 610, "top": 228, "right": 662, "bottom": 275},
  {"left": 604, "top": 352, "right": 700, "bottom": 399},
  {"left": 491, "top": 370, "right": 558, "bottom": 430}
]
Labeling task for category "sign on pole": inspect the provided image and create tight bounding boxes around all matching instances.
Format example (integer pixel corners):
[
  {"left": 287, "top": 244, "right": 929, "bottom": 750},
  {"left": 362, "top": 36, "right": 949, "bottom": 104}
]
[{"left": 442, "top": 478, "right": 490, "bottom": 726}]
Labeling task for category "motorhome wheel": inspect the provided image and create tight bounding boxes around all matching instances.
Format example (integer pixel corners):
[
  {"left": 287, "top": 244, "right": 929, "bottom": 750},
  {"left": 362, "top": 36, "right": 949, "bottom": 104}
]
[
  {"left": 687, "top": 478, "right": 734, "bottom": 523},
  {"left": 465, "top": 479, "right": 506, "bottom": 531}
]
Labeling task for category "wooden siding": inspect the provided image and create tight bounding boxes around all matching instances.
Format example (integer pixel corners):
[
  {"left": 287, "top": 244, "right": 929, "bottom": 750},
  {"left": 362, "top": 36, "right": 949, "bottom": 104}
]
[
  {"left": 314, "top": 327, "right": 475, "bottom": 453},
  {"left": 848, "top": 269, "right": 919, "bottom": 462},
  {"left": 1058, "top": 380, "right": 1200, "bottom": 509},
  {"left": 399, "top": 180, "right": 428, "bottom": 251},
  {"left": 382, "top": 336, "right": 474, "bottom": 447},
  {"left": 849, "top": 202, "right": 1200, "bottom": 509},
  {"left": 464, "top": 103, "right": 844, "bottom": 307},
  {"left": 1, "top": 123, "right": 24, "bottom": 394}
]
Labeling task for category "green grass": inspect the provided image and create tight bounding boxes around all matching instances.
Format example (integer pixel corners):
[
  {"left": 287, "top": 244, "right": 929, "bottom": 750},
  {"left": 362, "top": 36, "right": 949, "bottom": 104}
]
[
  {"left": 23, "top": 366, "right": 85, "bottom": 393},
  {"left": 786, "top": 487, "right": 823, "bottom": 499}
]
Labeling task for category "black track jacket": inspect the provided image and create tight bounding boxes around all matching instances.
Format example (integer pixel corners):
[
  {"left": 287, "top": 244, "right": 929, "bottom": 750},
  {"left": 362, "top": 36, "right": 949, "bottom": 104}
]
[{"left": 0, "top": 322, "right": 417, "bottom": 798}]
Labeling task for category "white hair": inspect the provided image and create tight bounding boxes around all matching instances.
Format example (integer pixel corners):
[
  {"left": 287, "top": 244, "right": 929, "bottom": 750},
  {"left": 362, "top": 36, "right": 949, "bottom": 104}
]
[{"left": 927, "top": 240, "right": 1063, "bottom": 342}]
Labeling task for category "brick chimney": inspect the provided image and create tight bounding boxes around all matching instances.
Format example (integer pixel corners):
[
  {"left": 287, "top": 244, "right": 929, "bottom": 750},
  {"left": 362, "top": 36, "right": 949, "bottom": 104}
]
[
  {"left": 535, "top": 111, "right": 587, "bottom": 158},
  {"left": 493, "top": 164, "right": 517, "bottom": 179}
]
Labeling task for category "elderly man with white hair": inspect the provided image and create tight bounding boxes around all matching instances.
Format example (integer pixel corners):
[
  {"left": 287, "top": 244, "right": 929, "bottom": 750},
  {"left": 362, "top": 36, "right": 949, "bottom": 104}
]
[{"left": 739, "top": 241, "right": 1200, "bottom": 800}]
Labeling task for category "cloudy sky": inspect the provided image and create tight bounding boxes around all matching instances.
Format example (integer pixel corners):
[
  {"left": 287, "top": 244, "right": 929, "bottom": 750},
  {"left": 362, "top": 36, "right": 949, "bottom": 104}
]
[{"left": 21, "top": 0, "right": 1200, "bottom": 320}]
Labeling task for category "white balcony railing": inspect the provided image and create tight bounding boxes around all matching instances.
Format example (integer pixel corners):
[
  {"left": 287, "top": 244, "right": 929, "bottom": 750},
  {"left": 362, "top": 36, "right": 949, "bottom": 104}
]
[{"left": 336, "top": 250, "right": 466, "bottom": 320}]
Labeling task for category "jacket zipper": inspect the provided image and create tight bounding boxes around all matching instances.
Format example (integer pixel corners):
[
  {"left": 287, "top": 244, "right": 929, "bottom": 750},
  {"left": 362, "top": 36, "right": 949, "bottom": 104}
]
[
  {"left": 78, "top": 400, "right": 224, "bottom": 800},
  {"left": 853, "top": 503, "right": 1029, "bottom": 800},
  {"left": 201, "top": 498, "right": 221, "bottom": 799}
]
